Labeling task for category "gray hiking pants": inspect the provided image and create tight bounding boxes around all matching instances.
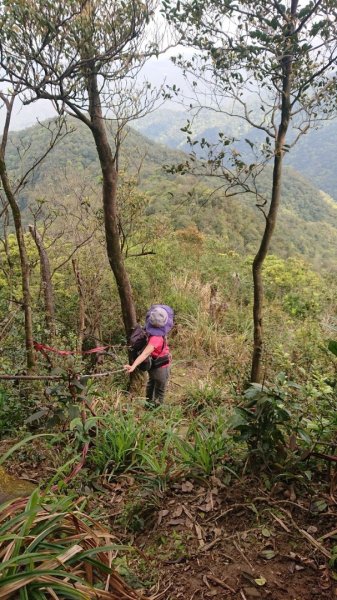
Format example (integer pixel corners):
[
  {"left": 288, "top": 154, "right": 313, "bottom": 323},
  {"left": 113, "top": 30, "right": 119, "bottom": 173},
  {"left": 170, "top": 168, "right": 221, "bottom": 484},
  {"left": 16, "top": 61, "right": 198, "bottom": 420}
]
[{"left": 146, "top": 366, "right": 170, "bottom": 406}]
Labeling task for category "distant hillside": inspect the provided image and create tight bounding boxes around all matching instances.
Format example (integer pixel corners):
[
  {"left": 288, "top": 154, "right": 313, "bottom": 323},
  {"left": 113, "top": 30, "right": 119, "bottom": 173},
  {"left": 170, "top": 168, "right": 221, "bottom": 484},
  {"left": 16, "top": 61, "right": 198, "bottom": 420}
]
[
  {"left": 5, "top": 117, "right": 183, "bottom": 187},
  {"left": 4, "top": 117, "right": 337, "bottom": 270},
  {"left": 285, "top": 121, "right": 337, "bottom": 202},
  {"left": 134, "top": 108, "right": 246, "bottom": 150},
  {"left": 133, "top": 109, "right": 337, "bottom": 202}
]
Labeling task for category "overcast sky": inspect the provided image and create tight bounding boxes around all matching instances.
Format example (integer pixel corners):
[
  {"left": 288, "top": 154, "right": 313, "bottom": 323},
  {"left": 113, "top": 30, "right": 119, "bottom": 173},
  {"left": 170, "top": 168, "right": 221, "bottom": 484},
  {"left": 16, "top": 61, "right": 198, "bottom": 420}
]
[{"left": 0, "top": 53, "right": 189, "bottom": 132}]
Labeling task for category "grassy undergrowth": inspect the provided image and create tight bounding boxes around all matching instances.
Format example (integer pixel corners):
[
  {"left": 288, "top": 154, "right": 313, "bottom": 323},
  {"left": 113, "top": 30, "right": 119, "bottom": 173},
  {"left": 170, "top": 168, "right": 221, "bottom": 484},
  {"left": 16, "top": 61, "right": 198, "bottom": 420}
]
[{"left": 1, "top": 246, "right": 337, "bottom": 596}]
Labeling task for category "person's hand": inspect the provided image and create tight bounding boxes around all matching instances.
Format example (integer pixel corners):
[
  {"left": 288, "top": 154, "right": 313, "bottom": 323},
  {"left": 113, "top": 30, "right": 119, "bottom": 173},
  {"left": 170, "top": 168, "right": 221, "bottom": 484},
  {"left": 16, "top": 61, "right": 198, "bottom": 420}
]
[{"left": 124, "top": 364, "right": 135, "bottom": 373}]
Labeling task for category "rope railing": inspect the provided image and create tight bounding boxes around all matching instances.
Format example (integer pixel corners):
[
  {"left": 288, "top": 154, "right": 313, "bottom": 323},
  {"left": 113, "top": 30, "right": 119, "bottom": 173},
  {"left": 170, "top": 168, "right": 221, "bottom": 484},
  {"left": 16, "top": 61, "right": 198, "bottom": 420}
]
[{"left": 0, "top": 368, "right": 126, "bottom": 381}]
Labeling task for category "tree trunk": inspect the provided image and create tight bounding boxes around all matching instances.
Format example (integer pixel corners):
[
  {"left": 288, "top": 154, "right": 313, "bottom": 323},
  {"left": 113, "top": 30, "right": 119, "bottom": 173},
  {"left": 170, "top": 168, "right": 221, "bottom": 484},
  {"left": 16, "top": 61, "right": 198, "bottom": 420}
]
[
  {"left": 251, "top": 1, "right": 297, "bottom": 382},
  {"left": 29, "top": 224, "right": 56, "bottom": 339},
  {"left": 87, "top": 73, "right": 137, "bottom": 339},
  {"left": 0, "top": 200, "right": 14, "bottom": 307},
  {"left": 251, "top": 151, "right": 284, "bottom": 382},
  {"left": 0, "top": 159, "right": 35, "bottom": 370},
  {"left": 72, "top": 258, "right": 86, "bottom": 352}
]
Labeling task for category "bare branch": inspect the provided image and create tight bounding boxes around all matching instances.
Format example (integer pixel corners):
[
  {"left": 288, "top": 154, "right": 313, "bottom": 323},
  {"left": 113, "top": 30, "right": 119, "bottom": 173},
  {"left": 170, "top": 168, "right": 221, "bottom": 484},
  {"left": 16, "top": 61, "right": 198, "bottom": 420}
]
[{"left": 51, "top": 232, "right": 96, "bottom": 277}]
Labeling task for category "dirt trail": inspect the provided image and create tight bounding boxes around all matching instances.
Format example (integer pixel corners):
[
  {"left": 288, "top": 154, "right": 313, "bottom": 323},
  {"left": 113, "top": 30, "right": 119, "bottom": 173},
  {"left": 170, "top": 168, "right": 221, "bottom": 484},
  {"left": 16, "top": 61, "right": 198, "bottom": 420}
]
[{"left": 130, "top": 479, "right": 337, "bottom": 600}]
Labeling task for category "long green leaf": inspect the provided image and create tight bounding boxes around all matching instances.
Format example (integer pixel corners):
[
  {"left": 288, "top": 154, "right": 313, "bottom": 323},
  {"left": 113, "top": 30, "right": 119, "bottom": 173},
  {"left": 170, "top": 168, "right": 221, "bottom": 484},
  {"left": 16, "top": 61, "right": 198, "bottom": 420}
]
[
  {"left": 26, "top": 521, "right": 68, "bottom": 553},
  {"left": 31, "top": 583, "right": 86, "bottom": 599},
  {"left": 0, "top": 567, "right": 95, "bottom": 586},
  {"left": 19, "top": 586, "right": 29, "bottom": 600},
  {"left": 0, "top": 507, "right": 56, "bottom": 537},
  {"left": 27, "top": 590, "right": 47, "bottom": 600},
  {"left": 68, "top": 543, "right": 126, "bottom": 562},
  {"left": 44, "top": 457, "right": 79, "bottom": 492},
  {"left": 13, "top": 490, "right": 42, "bottom": 567},
  {"left": 1, "top": 550, "right": 62, "bottom": 571}
]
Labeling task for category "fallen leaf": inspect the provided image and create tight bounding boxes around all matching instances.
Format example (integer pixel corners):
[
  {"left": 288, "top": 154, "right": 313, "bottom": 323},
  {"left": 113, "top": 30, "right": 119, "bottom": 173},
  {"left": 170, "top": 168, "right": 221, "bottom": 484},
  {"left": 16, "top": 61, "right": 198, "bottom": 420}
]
[
  {"left": 259, "top": 550, "right": 276, "bottom": 560},
  {"left": 172, "top": 505, "right": 183, "bottom": 518},
  {"left": 195, "top": 523, "right": 205, "bottom": 547},
  {"left": 198, "top": 503, "right": 213, "bottom": 512},
  {"left": 243, "top": 587, "right": 261, "bottom": 598},
  {"left": 290, "top": 484, "right": 297, "bottom": 502},
  {"left": 311, "top": 499, "right": 327, "bottom": 513},
  {"left": 254, "top": 577, "right": 267, "bottom": 586},
  {"left": 261, "top": 527, "right": 272, "bottom": 538},
  {"left": 307, "top": 526, "right": 318, "bottom": 534},
  {"left": 168, "top": 518, "right": 185, "bottom": 526},
  {"left": 157, "top": 509, "right": 169, "bottom": 525},
  {"left": 181, "top": 481, "right": 194, "bottom": 493}
]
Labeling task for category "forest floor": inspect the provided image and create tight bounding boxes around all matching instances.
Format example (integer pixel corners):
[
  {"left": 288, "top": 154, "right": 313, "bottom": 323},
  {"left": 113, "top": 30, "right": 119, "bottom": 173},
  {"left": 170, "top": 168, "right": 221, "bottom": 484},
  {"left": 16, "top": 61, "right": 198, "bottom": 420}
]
[
  {"left": 2, "top": 363, "right": 337, "bottom": 600},
  {"left": 128, "top": 476, "right": 337, "bottom": 600},
  {"left": 6, "top": 446, "right": 337, "bottom": 600}
]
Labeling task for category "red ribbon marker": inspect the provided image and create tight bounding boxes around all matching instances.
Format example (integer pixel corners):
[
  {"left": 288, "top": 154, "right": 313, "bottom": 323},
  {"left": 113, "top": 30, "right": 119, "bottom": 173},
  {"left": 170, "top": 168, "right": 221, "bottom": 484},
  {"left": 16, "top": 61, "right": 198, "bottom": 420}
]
[{"left": 33, "top": 341, "right": 109, "bottom": 356}]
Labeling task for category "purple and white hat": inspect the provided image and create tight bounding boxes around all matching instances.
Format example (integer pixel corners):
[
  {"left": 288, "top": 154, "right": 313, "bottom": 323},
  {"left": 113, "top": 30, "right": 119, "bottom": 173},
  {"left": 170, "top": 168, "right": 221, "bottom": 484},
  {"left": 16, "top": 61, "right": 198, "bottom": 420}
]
[{"left": 145, "top": 304, "right": 174, "bottom": 336}]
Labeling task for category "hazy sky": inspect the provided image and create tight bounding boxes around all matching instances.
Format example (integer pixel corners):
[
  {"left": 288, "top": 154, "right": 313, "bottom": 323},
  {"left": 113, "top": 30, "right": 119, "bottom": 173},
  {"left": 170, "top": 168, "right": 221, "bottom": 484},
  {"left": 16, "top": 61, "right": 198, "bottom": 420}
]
[{"left": 0, "top": 54, "right": 187, "bottom": 132}]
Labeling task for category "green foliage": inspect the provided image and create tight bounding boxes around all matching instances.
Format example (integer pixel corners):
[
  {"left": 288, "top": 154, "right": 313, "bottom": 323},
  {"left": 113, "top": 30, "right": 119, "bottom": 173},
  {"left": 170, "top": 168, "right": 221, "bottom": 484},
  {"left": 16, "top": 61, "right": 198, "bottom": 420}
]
[
  {"left": 175, "top": 414, "right": 233, "bottom": 476},
  {"left": 287, "top": 122, "right": 337, "bottom": 202},
  {"left": 135, "top": 437, "right": 176, "bottom": 492},
  {"left": 231, "top": 380, "right": 293, "bottom": 467},
  {"left": 181, "top": 380, "right": 224, "bottom": 414},
  {"left": 328, "top": 340, "right": 337, "bottom": 358},
  {"left": 0, "top": 489, "right": 139, "bottom": 599},
  {"left": 299, "top": 374, "right": 337, "bottom": 448},
  {"left": 135, "top": 109, "right": 337, "bottom": 205},
  {"left": 0, "top": 386, "right": 26, "bottom": 436},
  {"left": 263, "top": 256, "right": 323, "bottom": 317},
  {"left": 3, "top": 117, "right": 337, "bottom": 273},
  {"left": 90, "top": 409, "right": 149, "bottom": 477},
  {"left": 69, "top": 416, "right": 100, "bottom": 446}
]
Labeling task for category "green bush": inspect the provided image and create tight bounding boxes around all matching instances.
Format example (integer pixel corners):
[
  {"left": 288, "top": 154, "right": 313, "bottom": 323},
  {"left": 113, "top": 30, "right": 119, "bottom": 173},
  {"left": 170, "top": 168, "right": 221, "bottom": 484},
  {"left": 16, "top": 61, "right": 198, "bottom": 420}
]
[{"left": 231, "top": 381, "right": 293, "bottom": 466}]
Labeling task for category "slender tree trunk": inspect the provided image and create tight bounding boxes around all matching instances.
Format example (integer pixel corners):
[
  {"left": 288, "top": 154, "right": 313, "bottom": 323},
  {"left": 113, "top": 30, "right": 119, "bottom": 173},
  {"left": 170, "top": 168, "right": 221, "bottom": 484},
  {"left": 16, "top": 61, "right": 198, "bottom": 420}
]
[
  {"left": 29, "top": 224, "right": 56, "bottom": 339},
  {"left": 72, "top": 258, "right": 86, "bottom": 352},
  {"left": 251, "top": 149, "right": 285, "bottom": 382},
  {"left": 251, "top": 1, "right": 297, "bottom": 382},
  {"left": 0, "top": 160, "right": 35, "bottom": 370},
  {"left": 87, "top": 73, "right": 137, "bottom": 339},
  {"left": 0, "top": 200, "right": 14, "bottom": 307}
]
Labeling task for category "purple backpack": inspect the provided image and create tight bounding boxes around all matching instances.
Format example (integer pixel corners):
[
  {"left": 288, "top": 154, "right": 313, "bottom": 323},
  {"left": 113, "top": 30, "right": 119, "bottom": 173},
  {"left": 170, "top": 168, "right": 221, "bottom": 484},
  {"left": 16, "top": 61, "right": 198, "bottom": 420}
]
[{"left": 129, "top": 324, "right": 151, "bottom": 371}]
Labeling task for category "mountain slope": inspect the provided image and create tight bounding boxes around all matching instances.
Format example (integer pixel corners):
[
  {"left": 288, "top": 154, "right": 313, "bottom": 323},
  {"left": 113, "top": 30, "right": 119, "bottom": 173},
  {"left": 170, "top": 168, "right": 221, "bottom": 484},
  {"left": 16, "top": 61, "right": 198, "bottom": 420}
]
[
  {"left": 133, "top": 109, "right": 337, "bottom": 203},
  {"left": 4, "top": 117, "right": 337, "bottom": 270}
]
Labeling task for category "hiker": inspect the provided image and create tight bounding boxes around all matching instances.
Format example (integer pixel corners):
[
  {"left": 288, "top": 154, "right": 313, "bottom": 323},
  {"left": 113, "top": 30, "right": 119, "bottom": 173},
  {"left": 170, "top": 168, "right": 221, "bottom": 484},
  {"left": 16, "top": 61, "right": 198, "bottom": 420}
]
[{"left": 124, "top": 305, "right": 173, "bottom": 407}]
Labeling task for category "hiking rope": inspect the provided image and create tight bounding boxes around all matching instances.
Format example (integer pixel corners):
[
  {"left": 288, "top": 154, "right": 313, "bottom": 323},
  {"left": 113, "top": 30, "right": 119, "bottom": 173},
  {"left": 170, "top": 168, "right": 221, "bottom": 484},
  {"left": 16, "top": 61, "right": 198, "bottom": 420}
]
[
  {"left": 33, "top": 341, "right": 109, "bottom": 355},
  {"left": 0, "top": 368, "right": 126, "bottom": 381}
]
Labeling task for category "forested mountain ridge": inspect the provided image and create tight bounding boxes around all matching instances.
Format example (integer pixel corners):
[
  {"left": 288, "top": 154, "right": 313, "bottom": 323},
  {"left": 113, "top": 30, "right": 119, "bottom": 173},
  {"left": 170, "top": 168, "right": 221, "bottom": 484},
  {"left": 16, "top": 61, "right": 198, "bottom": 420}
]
[
  {"left": 133, "top": 109, "right": 337, "bottom": 203},
  {"left": 285, "top": 120, "right": 337, "bottom": 202},
  {"left": 5, "top": 117, "right": 337, "bottom": 269}
]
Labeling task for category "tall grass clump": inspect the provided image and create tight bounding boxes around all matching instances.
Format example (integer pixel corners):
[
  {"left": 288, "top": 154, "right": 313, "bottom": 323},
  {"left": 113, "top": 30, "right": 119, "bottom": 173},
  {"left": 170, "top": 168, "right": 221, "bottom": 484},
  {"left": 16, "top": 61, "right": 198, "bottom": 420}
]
[
  {"left": 90, "top": 408, "right": 149, "bottom": 478},
  {"left": 181, "top": 380, "right": 225, "bottom": 415},
  {"left": 175, "top": 408, "right": 236, "bottom": 477},
  {"left": 0, "top": 489, "right": 143, "bottom": 599}
]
